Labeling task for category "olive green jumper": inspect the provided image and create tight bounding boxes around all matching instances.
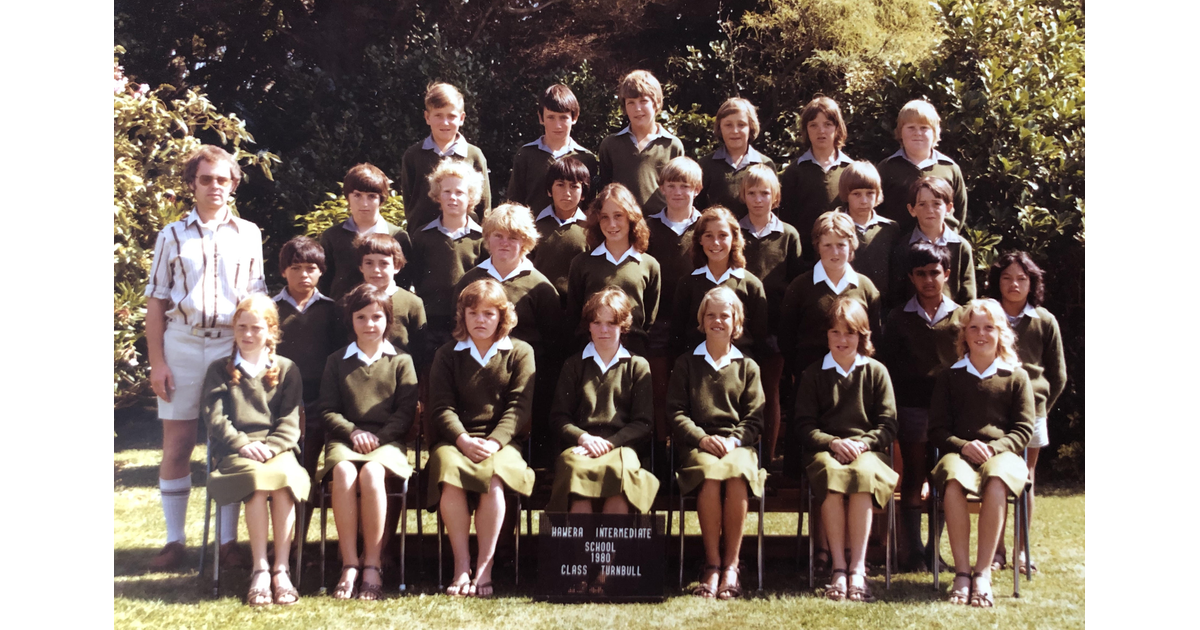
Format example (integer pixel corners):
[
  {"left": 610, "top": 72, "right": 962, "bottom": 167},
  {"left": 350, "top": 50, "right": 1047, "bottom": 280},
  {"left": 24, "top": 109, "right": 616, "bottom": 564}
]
[
  {"left": 400, "top": 141, "right": 491, "bottom": 234},
  {"left": 928, "top": 363, "right": 1034, "bottom": 455},
  {"left": 596, "top": 128, "right": 684, "bottom": 211},
  {"left": 876, "top": 150, "right": 968, "bottom": 232},
  {"left": 794, "top": 357, "right": 898, "bottom": 452},
  {"left": 318, "top": 221, "right": 413, "bottom": 299},
  {"left": 506, "top": 143, "right": 597, "bottom": 213},
  {"left": 666, "top": 351, "right": 765, "bottom": 449},
  {"left": 550, "top": 352, "right": 654, "bottom": 449},
  {"left": 203, "top": 356, "right": 303, "bottom": 459},
  {"left": 778, "top": 268, "right": 881, "bottom": 374},
  {"left": 428, "top": 339, "right": 537, "bottom": 448},
  {"left": 318, "top": 349, "right": 419, "bottom": 446},
  {"left": 1012, "top": 306, "right": 1068, "bottom": 418},
  {"left": 275, "top": 296, "right": 339, "bottom": 403}
]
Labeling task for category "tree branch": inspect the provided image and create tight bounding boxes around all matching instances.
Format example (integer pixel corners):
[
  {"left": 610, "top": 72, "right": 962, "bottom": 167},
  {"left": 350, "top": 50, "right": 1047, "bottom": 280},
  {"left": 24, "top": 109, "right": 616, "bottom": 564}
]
[{"left": 500, "top": 0, "right": 568, "bottom": 17}]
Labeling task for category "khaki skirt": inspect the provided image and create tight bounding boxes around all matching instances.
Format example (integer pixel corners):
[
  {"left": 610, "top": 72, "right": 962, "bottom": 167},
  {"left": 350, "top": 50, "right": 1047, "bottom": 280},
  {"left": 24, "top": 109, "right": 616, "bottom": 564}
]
[
  {"left": 804, "top": 451, "right": 898, "bottom": 509},
  {"left": 676, "top": 446, "right": 767, "bottom": 498},
  {"left": 547, "top": 447, "right": 661, "bottom": 513},
  {"left": 208, "top": 450, "right": 312, "bottom": 506},
  {"left": 425, "top": 443, "right": 536, "bottom": 509},
  {"left": 317, "top": 440, "right": 413, "bottom": 482},
  {"left": 932, "top": 451, "right": 1028, "bottom": 498}
]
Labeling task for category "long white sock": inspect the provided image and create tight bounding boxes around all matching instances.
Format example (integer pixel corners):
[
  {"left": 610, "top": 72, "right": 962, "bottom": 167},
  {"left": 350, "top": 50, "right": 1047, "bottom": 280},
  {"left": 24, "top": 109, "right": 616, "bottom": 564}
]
[
  {"left": 219, "top": 503, "right": 240, "bottom": 544},
  {"left": 160, "top": 476, "right": 191, "bottom": 544}
]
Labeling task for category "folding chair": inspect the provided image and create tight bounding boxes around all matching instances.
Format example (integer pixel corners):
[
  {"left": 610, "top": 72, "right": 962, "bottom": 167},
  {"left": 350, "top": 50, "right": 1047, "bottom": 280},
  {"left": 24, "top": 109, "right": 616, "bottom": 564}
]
[
  {"left": 317, "top": 470, "right": 411, "bottom": 593},
  {"left": 795, "top": 443, "right": 897, "bottom": 589},
  {"left": 199, "top": 436, "right": 306, "bottom": 598},
  {"left": 930, "top": 447, "right": 1033, "bottom": 597},
  {"left": 673, "top": 440, "right": 766, "bottom": 593}
]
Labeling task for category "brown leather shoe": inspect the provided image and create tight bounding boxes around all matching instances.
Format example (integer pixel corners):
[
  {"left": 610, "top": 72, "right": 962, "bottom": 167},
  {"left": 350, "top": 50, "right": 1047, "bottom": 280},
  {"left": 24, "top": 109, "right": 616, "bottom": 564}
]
[
  {"left": 149, "top": 542, "right": 187, "bottom": 571},
  {"left": 220, "top": 542, "right": 250, "bottom": 569}
]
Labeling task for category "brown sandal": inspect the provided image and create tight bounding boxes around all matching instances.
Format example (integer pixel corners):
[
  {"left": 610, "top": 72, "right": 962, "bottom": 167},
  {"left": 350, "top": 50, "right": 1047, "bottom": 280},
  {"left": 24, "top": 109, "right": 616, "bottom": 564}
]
[
  {"left": 847, "top": 572, "right": 875, "bottom": 603},
  {"left": 247, "top": 569, "right": 272, "bottom": 607},
  {"left": 969, "top": 572, "right": 994, "bottom": 608},
  {"left": 948, "top": 571, "right": 972, "bottom": 605},
  {"left": 357, "top": 565, "right": 384, "bottom": 601},
  {"left": 824, "top": 568, "right": 848, "bottom": 601},
  {"left": 717, "top": 565, "right": 743, "bottom": 600},
  {"left": 332, "top": 564, "right": 359, "bottom": 600},
  {"left": 271, "top": 567, "right": 299, "bottom": 606},
  {"left": 691, "top": 564, "right": 720, "bottom": 598}
]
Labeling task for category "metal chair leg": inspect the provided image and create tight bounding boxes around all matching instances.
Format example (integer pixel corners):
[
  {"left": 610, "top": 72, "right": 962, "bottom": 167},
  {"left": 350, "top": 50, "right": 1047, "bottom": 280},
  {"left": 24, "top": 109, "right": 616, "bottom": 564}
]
[
  {"left": 885, "top": 495, "right": 894, "bottom": 589},
  {"left": 678, "top": 490, "right": 686, "bottom": 589},
  {"left": 757, "top": 494, "right": 764, "bottom": 592},
  {"left": 199, "top": 491, "right": 212, "bottom": 574},
  {"left": 294, "top": 499, "right": 304, "bottom": 585},
  {"left": 931, "top": 485, "right": 940, "bottom": 592},
  {"left": 319, "top": 482, "right": 327, "bottom": 595},
  {"left": 514, "top": 494, "right": 522, "bottom": 586},
  {"left": 807, "top": 485, "right": 815, "bottom": 588},
  {"left": 399, "top": 482, "right": 407, "bottom": 593},
  {"left": 212, "top": 504, "right": 221, "bottom": 598},
  {"left": 437, "top": 511, "right": 444, "bottom": 591}
]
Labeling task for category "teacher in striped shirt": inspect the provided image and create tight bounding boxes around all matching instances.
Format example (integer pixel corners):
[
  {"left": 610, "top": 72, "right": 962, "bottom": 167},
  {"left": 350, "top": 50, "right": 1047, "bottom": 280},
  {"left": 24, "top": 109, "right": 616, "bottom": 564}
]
[{"left": 143, "top": 145, "right": 267, "bottom": 571}]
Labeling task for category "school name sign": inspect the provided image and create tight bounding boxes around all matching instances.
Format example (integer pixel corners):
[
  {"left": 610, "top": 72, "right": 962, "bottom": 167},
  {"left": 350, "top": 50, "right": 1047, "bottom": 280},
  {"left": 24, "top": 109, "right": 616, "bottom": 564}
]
[{"left": 537, "top": 513, "right": 666, "bottom": 602}]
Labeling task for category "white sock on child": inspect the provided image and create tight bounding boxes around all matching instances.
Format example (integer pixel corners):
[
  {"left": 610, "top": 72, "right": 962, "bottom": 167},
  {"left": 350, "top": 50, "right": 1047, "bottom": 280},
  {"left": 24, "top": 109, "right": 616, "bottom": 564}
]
[
  {"left": 159, "top": 476, "right": 191, "bottom": 544},
  {"left": 219, "top": 503, "right": 240, "bottom": 544}
]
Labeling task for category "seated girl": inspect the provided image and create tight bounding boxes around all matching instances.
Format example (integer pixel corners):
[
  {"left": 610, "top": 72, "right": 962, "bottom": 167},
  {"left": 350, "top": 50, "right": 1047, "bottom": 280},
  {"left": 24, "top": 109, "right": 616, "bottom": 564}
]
[
  {"left": 794, "top": 297, "right": 898, "bottom": 602},
  {"left": 667, "top": 287, "right": 767, "bottom": 600},
  {"left": 548, "top": 287, "right": 659, "bottom": 516},
  {"left": 426, "top": 278, "right": 537, "bottom": 598},
  {"left": 929, "top": 298, "right": 1034, "bottom": 607},
  {"left": 318, "top": 284, "right": 419, "bottom": 600},
  {"left": 202, "top": 295, "right": 310, "bottom": 607}
]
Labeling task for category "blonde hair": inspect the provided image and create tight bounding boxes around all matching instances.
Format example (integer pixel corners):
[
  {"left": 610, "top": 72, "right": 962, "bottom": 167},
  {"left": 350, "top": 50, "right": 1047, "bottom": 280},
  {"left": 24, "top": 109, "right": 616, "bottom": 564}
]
[
  {"left": 617, "top": 70, "right": 664, "bottom": 112},
  {"left": 714, "top": 97, "right": 760, "bottom": 145},
  {"left": 895, "top": 99, "right": 942, "bottom": 144},
  {"left": 585, "top": 184, "right": 651, "bottom": 252},
  {"left": 954, "top": 299, "right": 1020, "bottom": 365},
  {"left": 482, "top": 203, "right": 540, "bottom": 257},
  {"left": 837, "top": 160, "right": 884, "bottom": 205},
  {"left": 425, "top": 82, "right": 465, "bottom": 111},
  {"left": 691, "top": 206, "right": 746, "bottom": 269},
  {"left": 811, "top": 210, "right": 859, "bottom": 255},
  {"left": 227, "top": 295, "right": 282, "bottom": 388},
  {"left": 739, "top": 163, "right": 781, "bottom": 209},
  {"left": 582, "top": 286, "right": 635, "bottom": 337},
  {"left": 453, "top": 278, "right": 517, "bottom": 342},
  {"left": 697, "top": 286, "right": 744, "bottom": 340},
  {"left": 659, "top": 156, "right": 702, "bottom": 188},
  {"left": 427, "top": 159, "right": 485, "bottom": 210},
  {"left": 826, "top": 297, "right": 874, "bottom": 357}
]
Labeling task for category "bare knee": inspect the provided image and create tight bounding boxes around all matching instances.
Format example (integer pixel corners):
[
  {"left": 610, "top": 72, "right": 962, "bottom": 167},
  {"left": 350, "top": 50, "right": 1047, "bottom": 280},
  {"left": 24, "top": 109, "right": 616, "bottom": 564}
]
[
  {"left": 332, "top": 462, "right": 359, "bottom": 489},
  {"left": 724, "top": 478, "right": 748, "bottom": 499},
  {"left": 359, "top": 462, "right": 386, "bottom": 489}
]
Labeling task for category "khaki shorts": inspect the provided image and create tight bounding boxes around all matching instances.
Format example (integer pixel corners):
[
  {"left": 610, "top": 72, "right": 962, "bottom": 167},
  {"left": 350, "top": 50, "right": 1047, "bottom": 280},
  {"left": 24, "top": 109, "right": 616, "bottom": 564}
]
[{"left": 157, "top": 322, "right": 235, "bottom": 420}]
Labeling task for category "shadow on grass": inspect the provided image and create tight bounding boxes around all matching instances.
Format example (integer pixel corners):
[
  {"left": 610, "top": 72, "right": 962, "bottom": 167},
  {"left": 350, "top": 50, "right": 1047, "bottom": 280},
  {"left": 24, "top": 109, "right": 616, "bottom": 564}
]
[{"left": 114, "top": 461, "right": 207, "bottom": 489}]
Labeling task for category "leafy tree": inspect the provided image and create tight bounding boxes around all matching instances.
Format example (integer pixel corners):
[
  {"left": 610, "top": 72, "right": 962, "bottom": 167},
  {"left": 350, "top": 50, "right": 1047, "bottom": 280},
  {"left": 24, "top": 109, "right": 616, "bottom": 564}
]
[{"left": 114, "top": 48, "right": 279, "bottom": 408}]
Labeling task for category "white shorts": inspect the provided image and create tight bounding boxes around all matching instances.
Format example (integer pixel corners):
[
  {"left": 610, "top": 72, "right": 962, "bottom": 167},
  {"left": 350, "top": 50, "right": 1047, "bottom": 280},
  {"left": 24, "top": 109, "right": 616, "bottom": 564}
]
[
  {"left": 1029, "top": 416, "right": 1049, "bottom": 449},
  {"left": 157, "top": 322, "right": 235, "bottom": 420}
]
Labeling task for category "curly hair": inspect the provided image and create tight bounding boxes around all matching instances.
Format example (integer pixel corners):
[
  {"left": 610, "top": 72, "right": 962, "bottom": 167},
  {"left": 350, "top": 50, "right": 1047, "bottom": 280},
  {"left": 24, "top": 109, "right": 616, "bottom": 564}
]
[
  {"left": 482, "top": 203, "right": 540, "bottom": 258},
  {"left": 954, "top": 299, "right": 1021, "bottom": 366},
  {"left": 585, "top": 184, "right": 650, "bottom": 252},
  {"left": 582, "top": 286, "right": 635, "bottom": 336},
  {"left": 452, "top": 278, "right": 517, "bottom": 342},
  {"left": 226, "top": 295, "right": 282, "bottom": 388}
]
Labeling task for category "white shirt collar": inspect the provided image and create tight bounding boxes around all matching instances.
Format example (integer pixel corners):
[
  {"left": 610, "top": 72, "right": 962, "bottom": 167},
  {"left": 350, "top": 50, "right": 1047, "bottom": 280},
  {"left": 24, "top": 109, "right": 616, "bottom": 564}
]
[
  {"left": 234, "top": 351, "right": 272, "bottom": 378},
  {"left": 274, "top": 287, "right": 333, "bottom": 314},
  {"left": 341, "top": 214, "right": 390, "bottom": 234},
  {"left": 422, "top": 134, "right": 470, "bottom": 158},
  {"left": 908, "top": 225, "right": 962, "bottom": 246},
  {"left": 712, "top": 145, "right": 765, "bottom": 170},
  {"left": 1019, "top": 302, "right": 1040, "bottom": 319},
  {"left": 478, "top": 257, "right": 535, "bottom": 282},
  {"left": 889, "top": 147, "right": 955, "bottom": 170},
  {"left": 952, "top": 356, "right": 1015, "bottom": 379},
  {"left": 537, "top": 205, "right": 587, "bottom": 226},
  {"left": 812, "top": 261, "right": 859, "bottom": 295},
  {"left": 524, "top": 136, "right": 587, "bottom": 159},
  {"left": 648, "top": 207, "right": 701, "bottom": 235},
  {"left": 739, "top": 213, "right": 784, "bottom": 239},
  {"left": 344, "top": 340, "right": 398, "bottom": 366},
  {"left": 694, "top": 342, "right": 744, "bottom": 372},
  {"left": 616, "top": 124, "right": 677, "bottom": 146},
  {"left": 847, "top": 210, "right": 892, "bottom": 231},
  {"left": 592, "top": 242, "right": 643, "bottom": 265},
  {"left": 581, "top": 342, "right": 631, "bottom": 374},
  {"left": 693, "top": 265, "right": 745, "bottom": 285},
  {"left": 1006, "top": 302, "right": 1040, "bottom": 328},
  {"left": 383, "top": 283, "right": 400, "bottom": 297},
  {"left": 423, "top": 216, "right": 483, "bottom": 240},
  {"left": 821, "top": 352, "right": 870, "bottom": 378},
  {"left": 455, "top": 336, "right": 514, "bottom": 367},
  {"left": 795, "top": 149, "right": 853, "bottom": 172},
  {"left": 184, "top": 206, "right": 236, "bottom": 230},
  {"left": 903, "top": 294, "right": 958, "bottom": 326}
]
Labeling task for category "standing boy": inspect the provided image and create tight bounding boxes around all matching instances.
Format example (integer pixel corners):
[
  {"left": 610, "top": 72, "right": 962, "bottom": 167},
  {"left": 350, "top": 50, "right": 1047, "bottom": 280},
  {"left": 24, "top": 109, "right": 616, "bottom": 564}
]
[
  {"left": 889, "top": 177, "right": 976, "bottom": 306},
  {"left": 401, "top": 82, "right": 491, "bottom": 234},
  {"left": 507, "top": 84, "right": 598, "bottom": 213},
  {"left": 876, "top": 100, "right": 968, "bottom": 232},
  {"left": 838, "top": 161, "right": 901, "bottom": 303},
  {"left": 319, "top": 163, "right": 413, "bottom": 300},
  {"left": 530, "top": 156, "right": 592, "bottom": 303},
  {"left": 596, "top": 70, "right": 684, "bottom": 212},
  {"left": 144, "top": 145, "right": 266, "bottom": 570}
]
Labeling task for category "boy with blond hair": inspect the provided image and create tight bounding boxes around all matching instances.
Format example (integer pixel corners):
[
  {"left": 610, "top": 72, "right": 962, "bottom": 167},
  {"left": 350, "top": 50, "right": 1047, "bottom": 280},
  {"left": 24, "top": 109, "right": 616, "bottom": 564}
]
[
  {"left": 889, "top": 176, "right": 975, "bottom": 306},
  {"left": 876, "top": 100, "right": 968, "bottom": 231},
  {"left": 838, "top": 161, "right": 900, "bottom": 303},
  {"left": 401, "top": 82, "right": 491, "bottom": 234},
  {"left": 319, "top": 163, "right": 413, "bottom": 299},
  {"left": 507, "top": 84, "right": 598, "bottom": 213},
  {"left": 596, "top": 70, "right": 684, "bottom": 212}
]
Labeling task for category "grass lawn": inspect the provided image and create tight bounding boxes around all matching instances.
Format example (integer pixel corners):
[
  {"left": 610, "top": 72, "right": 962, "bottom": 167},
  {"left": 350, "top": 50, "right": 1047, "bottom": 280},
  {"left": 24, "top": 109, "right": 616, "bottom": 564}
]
[{"left": 115, "top": 416, "right": 1084, "bottom": 629}]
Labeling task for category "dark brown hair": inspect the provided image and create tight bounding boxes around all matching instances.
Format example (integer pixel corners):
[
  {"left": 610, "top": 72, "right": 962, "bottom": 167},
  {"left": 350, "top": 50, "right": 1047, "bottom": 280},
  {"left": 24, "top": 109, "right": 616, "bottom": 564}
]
[
  {"left": 278, "top": 236, "right": 326, "bottom": 275},
  {"left": 544, "top": 156, "right": 592, "bottom": 199},
  {"left": 539, "top": 83, "right": 580, "bottom": 119},
  {"left": 353, "top": 233, "right": 406, "bottom": 270},
  {"left": 798, "top": 96, "right": 848, "bottom": 150},
  {"left": 986, "top": 250, "right": 1046, "bottom": 307},
  {"left": 343, "top": 163, "right": 390, "bottom": 198},
  {"left": 826, "top": 297, "right": 874, "bottom": 357},
  {"left": 341, "top": 284, "right": 394, "bottom": 341},
  {"left": 907, "top": 176, "right": 954, "bottom": 207}
]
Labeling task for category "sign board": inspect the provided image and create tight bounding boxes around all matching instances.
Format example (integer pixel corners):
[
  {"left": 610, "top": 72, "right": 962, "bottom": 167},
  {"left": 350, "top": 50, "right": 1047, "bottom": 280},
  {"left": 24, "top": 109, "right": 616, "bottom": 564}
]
[{"left": 536, "top": 512, "right": 666, "bottom": 602}]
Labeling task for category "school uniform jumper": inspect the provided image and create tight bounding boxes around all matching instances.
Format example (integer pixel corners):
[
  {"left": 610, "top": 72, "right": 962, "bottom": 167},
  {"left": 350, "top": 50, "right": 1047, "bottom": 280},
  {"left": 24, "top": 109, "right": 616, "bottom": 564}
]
[
  {"left": 778, "top": 149, "right": 854, "bottom": 260},
  {"left": 565, "top": 245, "right": 661, "bottom": 355},
  {"left": 318, "top": 217, "right": 413, "bottom": 300},
  {"left": 876, "top": 148, "right": 968, "bottom": 232},
  {"left": 889, "top": 226, "right": 976, "bottom": 307},
  {"left": 409, "top": 217, "right": 486, "bottom": 344},
  {"left": 740, "top": 213, "right": 805, "bottom": 337},
  {"left": 400, "top": 135, "right": 491, "bottom": 234},
  {"left": 275, "top": 288, "right": 339, "bottom": 404},
  {"left": 530, "top": 206, "right": 589, "bottom": 303},
  {"left": 669, "top": 266, "right": 770, "bottom": 360},
  {"left": 596, "top": 125, "right": 685, "bottom": 211},
  {"left": 506, "top": 137, "right": 598, "bottom": 213},
  {"left": 697, "top": 146, "right": 776, "bottom": 218},
  {"left": 778, "top": 263, "right": 881, "bottom": 376}
]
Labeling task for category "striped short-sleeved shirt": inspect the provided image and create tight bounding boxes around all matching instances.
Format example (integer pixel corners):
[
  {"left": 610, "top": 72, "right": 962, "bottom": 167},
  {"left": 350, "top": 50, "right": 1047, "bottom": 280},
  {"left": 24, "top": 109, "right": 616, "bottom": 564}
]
[{"left": 145, "top": 207, "right": 267, "bottom": 327}]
